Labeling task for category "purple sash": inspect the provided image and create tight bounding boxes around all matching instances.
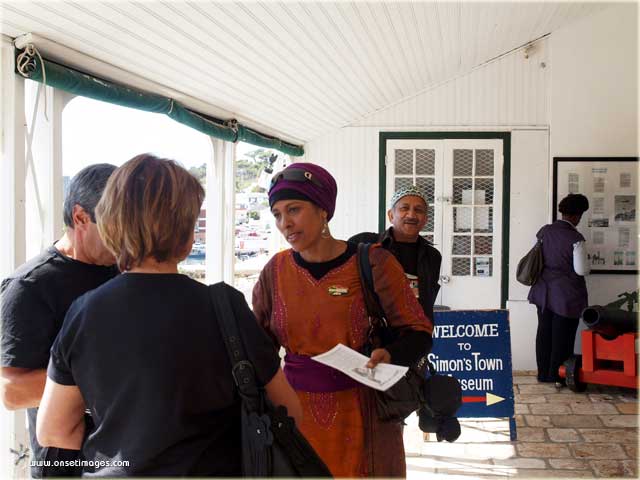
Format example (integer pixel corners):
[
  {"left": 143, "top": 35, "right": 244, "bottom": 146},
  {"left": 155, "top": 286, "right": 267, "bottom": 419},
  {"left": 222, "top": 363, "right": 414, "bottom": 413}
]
[{"left": 284, "top": 353, "right": 359, "bottom": 393}]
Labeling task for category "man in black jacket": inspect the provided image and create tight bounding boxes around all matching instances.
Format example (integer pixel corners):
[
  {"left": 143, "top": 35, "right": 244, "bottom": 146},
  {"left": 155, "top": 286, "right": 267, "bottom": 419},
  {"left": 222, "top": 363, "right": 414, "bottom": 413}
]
[
  {"left": 349, "top": 185, "right": 442, "bottom": 321},
  {"left": 351, "top": 185, "right": 451, "bottom": 439}
]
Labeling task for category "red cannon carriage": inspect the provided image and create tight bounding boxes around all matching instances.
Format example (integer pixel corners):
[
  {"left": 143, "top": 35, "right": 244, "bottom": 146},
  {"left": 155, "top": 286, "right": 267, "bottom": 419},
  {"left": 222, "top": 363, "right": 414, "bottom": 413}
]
[{"left": 560, "top": 305, "right": 638, "bottom": 392}]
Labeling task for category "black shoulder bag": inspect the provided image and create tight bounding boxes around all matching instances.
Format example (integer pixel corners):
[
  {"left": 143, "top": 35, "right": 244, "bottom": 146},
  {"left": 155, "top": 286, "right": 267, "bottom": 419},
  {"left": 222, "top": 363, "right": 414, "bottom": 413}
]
[
  {"left": 209, "top": 282, "right": 332, "bottom": 477},
  {"left": 516, "top": 239, "right": 544, "bottom": 286},
  {"left": 356, "top": 244, "right": 462, "bottom": 441}
]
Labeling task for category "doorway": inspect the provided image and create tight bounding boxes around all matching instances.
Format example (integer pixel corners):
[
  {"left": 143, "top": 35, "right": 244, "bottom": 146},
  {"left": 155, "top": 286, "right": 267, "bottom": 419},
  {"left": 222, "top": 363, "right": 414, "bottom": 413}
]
[{"left": 381, "top": 133, "right": 510, "bottom": 310}]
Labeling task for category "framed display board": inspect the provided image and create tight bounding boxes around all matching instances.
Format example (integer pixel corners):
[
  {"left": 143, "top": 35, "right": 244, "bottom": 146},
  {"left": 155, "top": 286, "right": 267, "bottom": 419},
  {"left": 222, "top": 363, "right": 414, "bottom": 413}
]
[{"left": 553, "top": 157, "right": 638, "bottom": 274}]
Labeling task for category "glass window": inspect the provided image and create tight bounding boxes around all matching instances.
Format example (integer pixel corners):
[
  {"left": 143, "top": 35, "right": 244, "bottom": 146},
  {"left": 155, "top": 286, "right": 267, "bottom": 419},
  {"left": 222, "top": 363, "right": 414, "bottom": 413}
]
[{"left": 62, "top": 96, "right": 213, "bottom": 281}]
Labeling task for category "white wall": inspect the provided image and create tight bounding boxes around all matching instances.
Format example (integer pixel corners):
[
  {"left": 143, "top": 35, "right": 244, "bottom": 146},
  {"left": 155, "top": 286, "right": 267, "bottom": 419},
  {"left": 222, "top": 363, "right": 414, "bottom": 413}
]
[
  {"left": 303, "top": 4, "right": 638, "bottom": 370},
  {"left": 550, "top": 3, "right": 639, "bottom": 307}
]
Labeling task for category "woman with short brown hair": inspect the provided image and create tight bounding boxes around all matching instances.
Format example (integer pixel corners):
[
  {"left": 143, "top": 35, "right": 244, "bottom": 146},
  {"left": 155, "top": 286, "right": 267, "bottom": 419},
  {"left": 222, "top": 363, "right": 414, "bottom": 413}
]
[
  {"left": 96, "top": 154, "right": 204, "bottom": 272},
  {"left": 36, "top": 153, "right": 301, "bottom": 476}
]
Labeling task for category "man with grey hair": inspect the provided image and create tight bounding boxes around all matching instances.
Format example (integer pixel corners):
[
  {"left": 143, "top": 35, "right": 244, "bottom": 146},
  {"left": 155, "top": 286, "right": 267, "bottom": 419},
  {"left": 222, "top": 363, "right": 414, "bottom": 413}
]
[
  {"left": 350, "top": 185, "right": 442, "bottom": 320},
  {"left": 1, "top": 163, "right": 117, "bottom": 477}
]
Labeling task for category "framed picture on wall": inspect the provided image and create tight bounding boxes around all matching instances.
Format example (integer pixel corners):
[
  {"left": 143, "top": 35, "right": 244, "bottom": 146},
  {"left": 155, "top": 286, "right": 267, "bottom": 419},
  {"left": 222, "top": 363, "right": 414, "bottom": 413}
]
[{"left": 553, "top": 157, "right": 638, "bottom": 274}]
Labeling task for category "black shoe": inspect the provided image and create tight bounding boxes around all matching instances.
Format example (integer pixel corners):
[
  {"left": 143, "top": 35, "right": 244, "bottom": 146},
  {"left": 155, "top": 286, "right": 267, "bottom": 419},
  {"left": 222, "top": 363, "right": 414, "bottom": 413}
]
[{"left": 554, "top": 381, "right": 566, "bottom": 389}]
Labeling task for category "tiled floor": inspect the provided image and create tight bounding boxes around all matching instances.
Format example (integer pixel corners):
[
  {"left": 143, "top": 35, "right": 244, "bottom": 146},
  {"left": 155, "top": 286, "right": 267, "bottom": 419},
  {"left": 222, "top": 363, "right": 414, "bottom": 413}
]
[{"left": 403, "top": 371, "right": 638, "bottom": 478}]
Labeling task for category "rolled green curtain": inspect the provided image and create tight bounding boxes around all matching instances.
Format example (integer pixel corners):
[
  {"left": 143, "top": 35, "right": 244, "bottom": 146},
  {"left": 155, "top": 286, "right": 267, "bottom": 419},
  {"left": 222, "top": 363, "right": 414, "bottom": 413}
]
[{"left": 15, "top": 47, "right": 304, "bottom": 156}]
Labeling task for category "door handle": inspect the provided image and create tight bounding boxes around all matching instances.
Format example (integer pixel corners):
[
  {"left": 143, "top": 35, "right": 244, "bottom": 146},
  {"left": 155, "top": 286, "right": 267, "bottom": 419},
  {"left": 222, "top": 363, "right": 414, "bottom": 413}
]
[{"left": 440, "top": 275, "right": 450, "bottom": 284}]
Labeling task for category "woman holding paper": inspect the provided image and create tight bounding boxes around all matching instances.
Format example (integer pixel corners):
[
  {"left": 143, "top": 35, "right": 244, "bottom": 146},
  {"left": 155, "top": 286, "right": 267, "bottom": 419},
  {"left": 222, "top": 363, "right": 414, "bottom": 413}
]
[{"left": 253, "top": 162, "right": 433, "bottom": 477}]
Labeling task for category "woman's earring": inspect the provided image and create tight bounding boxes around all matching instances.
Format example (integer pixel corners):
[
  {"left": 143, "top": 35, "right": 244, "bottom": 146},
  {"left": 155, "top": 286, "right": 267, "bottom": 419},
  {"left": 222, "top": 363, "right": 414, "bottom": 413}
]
[{"left": 321, "top": 220, "right": 331, "bottom": 238}]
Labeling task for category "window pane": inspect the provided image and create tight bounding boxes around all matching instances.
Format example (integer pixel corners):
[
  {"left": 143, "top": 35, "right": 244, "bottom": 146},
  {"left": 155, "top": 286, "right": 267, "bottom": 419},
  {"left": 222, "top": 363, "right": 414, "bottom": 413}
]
[
  {"left": 453, "top": 149, "right": 473, "bottom": 176},
  {"left": 395, "top": 149, "right": 413, "bottom": 175},
  {"left": 415, "top": 149, "right": 435, "bottom": 175}
]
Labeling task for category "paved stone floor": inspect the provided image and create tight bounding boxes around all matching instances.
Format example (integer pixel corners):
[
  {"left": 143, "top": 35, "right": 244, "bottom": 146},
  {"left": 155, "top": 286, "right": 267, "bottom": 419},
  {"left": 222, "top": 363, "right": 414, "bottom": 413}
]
[{"left": 403, "top": 371, "right": 638, "bottom": 478}]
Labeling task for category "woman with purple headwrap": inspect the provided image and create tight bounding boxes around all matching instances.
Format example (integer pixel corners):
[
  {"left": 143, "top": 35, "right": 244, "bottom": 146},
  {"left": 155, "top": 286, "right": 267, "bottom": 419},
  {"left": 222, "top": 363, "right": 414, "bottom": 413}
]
[{"left": 252, "top": 162, "right": 433, "bottom": 477}]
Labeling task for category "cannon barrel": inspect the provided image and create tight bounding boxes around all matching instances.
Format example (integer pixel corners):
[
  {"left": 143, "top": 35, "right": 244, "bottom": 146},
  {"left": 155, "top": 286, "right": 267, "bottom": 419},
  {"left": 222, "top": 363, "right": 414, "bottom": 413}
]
[{"left": 581, "top": 306, "right": 639, "bottom": 338}]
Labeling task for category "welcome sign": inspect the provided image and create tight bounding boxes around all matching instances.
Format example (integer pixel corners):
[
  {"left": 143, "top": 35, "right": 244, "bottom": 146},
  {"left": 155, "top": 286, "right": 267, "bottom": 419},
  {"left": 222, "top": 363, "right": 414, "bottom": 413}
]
[{"left": 431, "top": 310, "right": 516, "bottom": 439}]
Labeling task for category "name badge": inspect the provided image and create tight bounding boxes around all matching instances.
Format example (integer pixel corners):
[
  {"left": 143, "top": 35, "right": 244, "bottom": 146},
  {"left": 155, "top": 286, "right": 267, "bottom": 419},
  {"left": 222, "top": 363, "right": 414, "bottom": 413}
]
[{"left": 328, "top": 285, "right": 349, "bottom": 296}]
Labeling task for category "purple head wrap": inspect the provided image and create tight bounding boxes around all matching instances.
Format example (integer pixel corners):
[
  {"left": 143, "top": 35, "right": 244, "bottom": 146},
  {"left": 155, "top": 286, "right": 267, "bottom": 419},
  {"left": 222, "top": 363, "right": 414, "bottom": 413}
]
[{"left": 268, "top": 162, "right": 338, "bottom": 220}]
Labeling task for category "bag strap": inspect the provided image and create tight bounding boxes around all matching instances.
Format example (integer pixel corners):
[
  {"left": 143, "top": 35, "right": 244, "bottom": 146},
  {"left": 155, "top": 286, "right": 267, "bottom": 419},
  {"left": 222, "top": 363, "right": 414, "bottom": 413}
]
[
  {"left": 356, "top": 243, "right": 386, "bottom": 320},
  {"left": 209, "top": 282, "right": 260, "bottom": 407}
]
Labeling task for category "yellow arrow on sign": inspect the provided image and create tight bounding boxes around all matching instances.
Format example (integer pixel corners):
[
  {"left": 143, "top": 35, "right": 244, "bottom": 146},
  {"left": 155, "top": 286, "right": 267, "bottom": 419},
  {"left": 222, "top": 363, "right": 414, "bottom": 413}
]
[{"left": 486, "top": 392, "right": 505, "bottom": 406}]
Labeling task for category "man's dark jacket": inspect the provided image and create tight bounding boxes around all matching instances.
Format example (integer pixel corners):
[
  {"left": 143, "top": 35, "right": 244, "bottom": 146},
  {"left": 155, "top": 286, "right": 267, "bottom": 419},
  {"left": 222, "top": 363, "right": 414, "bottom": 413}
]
[{"left": 349, "top": 228, "right": 442, "bottom": 321}]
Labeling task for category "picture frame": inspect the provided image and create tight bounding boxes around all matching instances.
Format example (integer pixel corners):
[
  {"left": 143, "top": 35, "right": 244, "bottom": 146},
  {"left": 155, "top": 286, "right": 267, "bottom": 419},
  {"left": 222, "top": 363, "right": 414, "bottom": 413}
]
[{"left": 553, "top": 157, "right": 638, "bottom": 275}]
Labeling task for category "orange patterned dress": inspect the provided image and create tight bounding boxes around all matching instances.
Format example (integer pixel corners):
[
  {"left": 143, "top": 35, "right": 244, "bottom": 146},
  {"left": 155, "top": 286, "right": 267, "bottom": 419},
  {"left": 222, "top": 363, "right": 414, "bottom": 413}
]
[{"left": 252, "top": 244, "right": 432, "bottom": 477}]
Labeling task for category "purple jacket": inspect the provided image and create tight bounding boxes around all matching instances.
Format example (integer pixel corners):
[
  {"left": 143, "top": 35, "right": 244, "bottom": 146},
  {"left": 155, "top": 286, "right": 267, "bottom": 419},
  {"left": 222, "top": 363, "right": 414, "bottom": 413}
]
[{"left": 528, "top": 220, "right": 588, "bottom": 318}]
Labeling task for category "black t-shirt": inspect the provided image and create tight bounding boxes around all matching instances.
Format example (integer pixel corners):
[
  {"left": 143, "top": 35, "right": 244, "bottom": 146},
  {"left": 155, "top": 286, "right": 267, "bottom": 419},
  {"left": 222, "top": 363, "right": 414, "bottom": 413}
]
[
  {"left": 389, "top": 241, "right": 419, "bottom": 276},
  {"left": 1, "top": 246, "right": 117, "bottom": 477},
  {"left": 48, "top": 274, "right": 280, "bottom": 477},
  {"left": 293, "top": 241, "right": 357, "bottom": 280}
]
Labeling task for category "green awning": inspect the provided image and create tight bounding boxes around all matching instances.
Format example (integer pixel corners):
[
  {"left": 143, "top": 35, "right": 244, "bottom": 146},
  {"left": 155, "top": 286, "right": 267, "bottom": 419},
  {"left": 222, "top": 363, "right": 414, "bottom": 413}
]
[{"left": 15, "top": 46, "right": 304, "bottom": 156}]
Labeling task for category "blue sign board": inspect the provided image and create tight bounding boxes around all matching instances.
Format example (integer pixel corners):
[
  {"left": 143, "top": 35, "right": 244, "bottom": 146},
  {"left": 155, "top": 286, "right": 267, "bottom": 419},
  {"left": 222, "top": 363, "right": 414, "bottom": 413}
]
[{"left": 431, "top": 310, "right": 515, "bottom": 438}]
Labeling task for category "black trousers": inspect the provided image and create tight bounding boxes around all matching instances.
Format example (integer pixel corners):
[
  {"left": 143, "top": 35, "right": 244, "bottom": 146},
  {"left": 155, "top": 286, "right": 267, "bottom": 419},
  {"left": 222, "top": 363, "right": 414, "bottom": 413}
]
[{"left": 535, "top": 307, "right": 579, "bottom": 382}]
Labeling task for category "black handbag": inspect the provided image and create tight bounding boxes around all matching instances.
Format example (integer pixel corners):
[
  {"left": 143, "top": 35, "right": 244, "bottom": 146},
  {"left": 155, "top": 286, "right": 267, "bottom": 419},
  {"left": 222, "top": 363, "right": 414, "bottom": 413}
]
[
  {"left": 209, "top": 283, "right": 332, "bottom": 477},
  {"left": 516, "top": 239, "right": 544, "bottom": 286},
  {"left": 356, "top": 244, "right": 462, "bottom": 441}
]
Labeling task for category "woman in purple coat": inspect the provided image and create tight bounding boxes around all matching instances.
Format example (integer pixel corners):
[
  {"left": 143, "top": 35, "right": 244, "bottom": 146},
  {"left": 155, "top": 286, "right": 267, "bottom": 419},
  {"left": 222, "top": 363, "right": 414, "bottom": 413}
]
[{"left": 528, "top": 194, "right": 590, "bottom": 387}]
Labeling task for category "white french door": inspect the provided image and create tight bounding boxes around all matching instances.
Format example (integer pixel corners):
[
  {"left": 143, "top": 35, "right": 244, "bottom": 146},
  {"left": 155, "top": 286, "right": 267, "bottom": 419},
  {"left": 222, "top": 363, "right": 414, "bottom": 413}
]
[{"left": 386, "top": 138, "right": 504, "bottom": 310}]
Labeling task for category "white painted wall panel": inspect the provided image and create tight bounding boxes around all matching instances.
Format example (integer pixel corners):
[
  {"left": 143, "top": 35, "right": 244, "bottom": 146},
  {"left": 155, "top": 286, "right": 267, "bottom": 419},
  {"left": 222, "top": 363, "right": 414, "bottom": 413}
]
[
  {"left": 549, "top": 3, "right": 639, "bottom": 354},
  {"left": 353, "top": 39, "right": 550, "bottom": 128}
]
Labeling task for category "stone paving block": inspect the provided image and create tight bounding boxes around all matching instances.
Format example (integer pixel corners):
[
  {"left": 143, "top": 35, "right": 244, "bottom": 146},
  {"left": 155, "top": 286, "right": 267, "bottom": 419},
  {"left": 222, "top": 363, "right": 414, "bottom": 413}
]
[
  {"left": 517, "top": 442, "right": 570, "bottom": 458},
  {"left": 589, "top": 460, "right": 634, "bottom": 477},
  {"left": 616, "top": 391, "right": 638, "bottom": 402},
  {"left": 570, "top": 401, "right": 619, "bottom": 415},
  {"left": 516, "top": 427, "right": 545, "bottom": 442},
  {"left": 544, "top": 393, "right": 583, "bottom": 404},
  {"left": 600, "top": 414, "right": 639, "bottom": 427},
  {"left": 570, "top": 442, "right": 627, "bottom": 459},
  {"left": 513, "top": 375, "right": 539, "bottom": 384},
  {"left": 529, "top": 403, "right": 572, "bottom": 415},
  {"left": 515, "top": 414, "right": 526, "bottom": 427},
  {"left": 518, "top": 384, "right": 562, "bottom": 394},
  {"left": 588, "top": 393, "right": 617, "bottom": 403},
  {"left": 547, "top": 428, "right": 580, "bottom": 442},
  {"left": 463, "top": 443, "right": 517, "bottom": 460},
  {"left": 579, "top": 427, "right": 638, "bottom": 443},
  {"left": 525, "top": 415, "right": 553, "bottom": 427},
  {"left": 510, "top": 468, "right": 593, "bottom": 477},
  {"left": 515, "top": 403, "right": 530, "bottom": 414},
  {"left": 551, "top": 414, "right": 602, "bottom": 428},
  {"left": 623, "top": 443, "right": 637, "bottom": 458},
  {"left": 623, "top": 459, "right": 638, "bottom": 477},
  {"left": 494, "top": 458, "right": 546, "bottom": 468},
  {"left": 515, "top": 394, "right": 547, "bottom": 404},
  {"left": 548, "top": 458, "right": 588, "bottom": 470},
  {"left": 615, "top": 402, "right": 639, "bottom": 414}
]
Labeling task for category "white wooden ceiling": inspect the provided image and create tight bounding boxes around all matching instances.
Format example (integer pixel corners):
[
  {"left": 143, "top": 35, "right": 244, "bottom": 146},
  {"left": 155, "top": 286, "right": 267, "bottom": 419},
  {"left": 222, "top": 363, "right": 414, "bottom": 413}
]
[{"left": 1, "top": 1, "right": 608, "bottom": 145}]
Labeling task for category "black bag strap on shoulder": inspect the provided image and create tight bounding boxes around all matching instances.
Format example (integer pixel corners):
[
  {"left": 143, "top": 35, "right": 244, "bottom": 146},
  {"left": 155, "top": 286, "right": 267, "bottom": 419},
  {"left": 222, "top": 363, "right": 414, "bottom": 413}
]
[
  {"left": 209, "top": 282, "right": 259, "bottom": 409},
  {"left": 356, "top": 243, "right": 386, "bottom": 322}
]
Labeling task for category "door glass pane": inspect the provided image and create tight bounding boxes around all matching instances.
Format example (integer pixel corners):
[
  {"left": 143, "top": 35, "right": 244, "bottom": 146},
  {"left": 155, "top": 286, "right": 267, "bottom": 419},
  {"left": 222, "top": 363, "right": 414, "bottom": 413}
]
[
  {"left": 421, "top": 205, "right": 434, "bottom": 233},
  {"left": 453, "top": 207, "right": 472, "bottom": 233},
  {"left": 452, "top": 235, "right": 471, "bottom": 255},
  {"left": 395, "top": 149, "right": 413, "bottom": 174},
  {"left": 452, "top": 257, "right": 471, "bottom": 276},
  {"left": 474, "top": 257, "right": 493, "bottom": 277},
  {"left": 395, "top": 177, "right": 412, "bottom": 191},
  {"left": 474, "top": 236, "right": 493, "bottom": 255},
  {"left": 453, "top": 178, "right": 473, "bottom": 204},
  {"left": 475, "top": 149, "right": 494, "bottom": 176},
  {"left": 415, "top": 149, "right": 435, "bottom": 175},
  {"left": 474, "top": 178, "right": 494, "bottom": 205},
  {"left": 416, "top": 177, "right": 435, "bottom": 203},
  {"left": 453, "top": 149, "right": 473, "bottom": 176},
  {"left": 474, "top": 207, "right": 493, "bottom": 233}
]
